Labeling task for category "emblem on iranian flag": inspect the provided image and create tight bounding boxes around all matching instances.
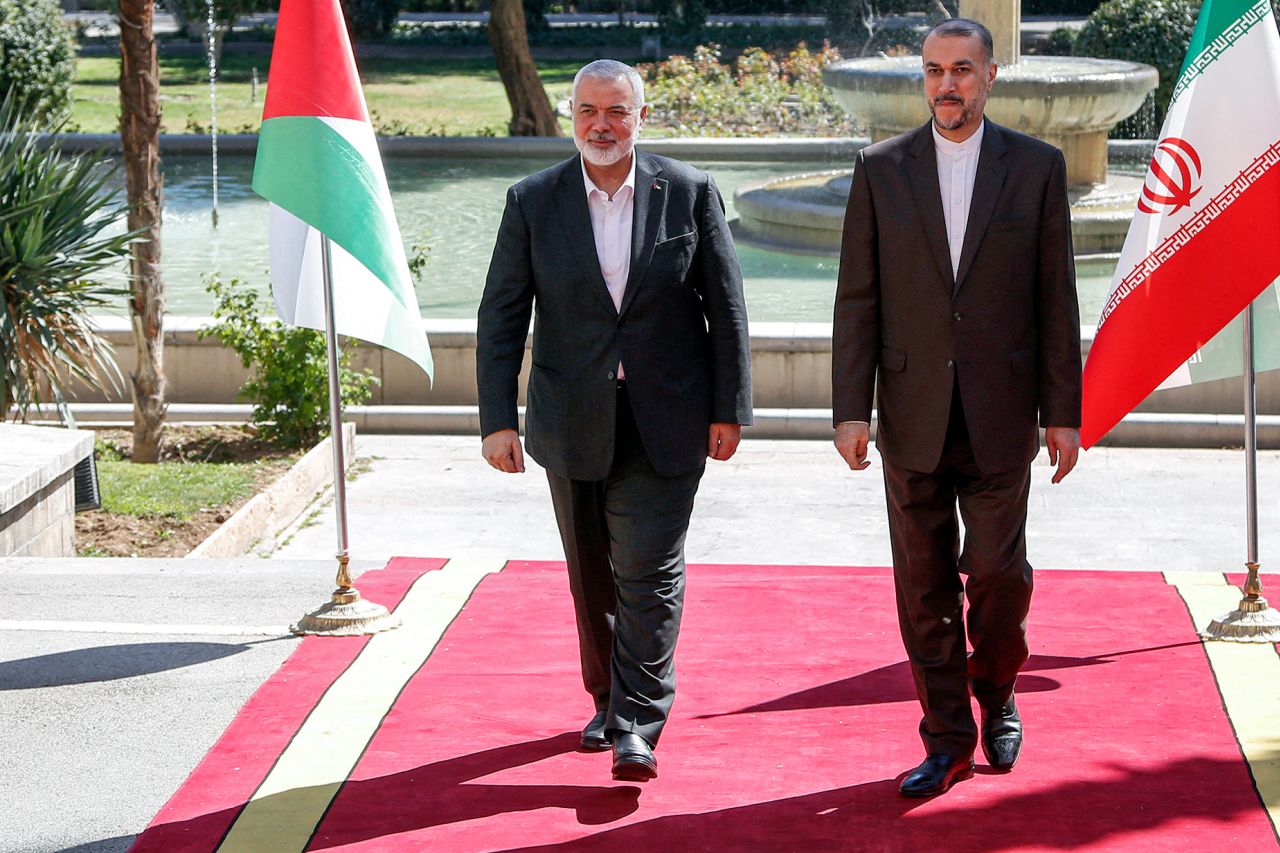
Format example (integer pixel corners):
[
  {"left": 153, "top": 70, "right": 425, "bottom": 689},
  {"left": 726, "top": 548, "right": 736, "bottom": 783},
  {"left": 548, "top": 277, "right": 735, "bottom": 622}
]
[
  {"left": 1081, "top": 0, "right": 1280, "bottom": 447},
  {"left": 1137, "top": 137, "right": 1202, "bottom": 215}
]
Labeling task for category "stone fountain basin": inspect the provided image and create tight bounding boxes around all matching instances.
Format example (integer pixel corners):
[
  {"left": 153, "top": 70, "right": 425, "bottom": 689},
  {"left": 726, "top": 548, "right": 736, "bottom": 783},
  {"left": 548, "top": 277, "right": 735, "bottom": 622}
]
[
  {"left": 734, "top": 168, "right": 1145, "bottom": 256},
  {"left": 824, "top": 55, "right": 1159, "bottom": 138}
]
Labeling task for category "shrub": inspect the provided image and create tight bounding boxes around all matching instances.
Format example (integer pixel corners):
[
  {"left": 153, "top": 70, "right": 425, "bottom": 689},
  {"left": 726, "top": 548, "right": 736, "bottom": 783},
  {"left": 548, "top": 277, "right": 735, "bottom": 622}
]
[
  {"left": 1078, "top": 0, "right": 1280, "bottom": 134},
  {"left": 0, "top": 94, "right": 134, "bottom": 418},
  {"left": 1029, "top": 25, "right": 1080, "bottom": 56},
  {"left": 1077, "top": 0, "right": 1197, "bottom": 129},
  {"left": 1023, "top": 1, "right": 1103, "bottom": 13},
  {"left": 0, "top": 0, "right": 75, "bottom": 123},
  {"left": 201, "top": 276, "right": 379, "bottom": 449},
  {"left": 655, "top": 0, "right": 708, "bottom": 37},
  {"left": 641, "top": 42, "right": 857, "bottom": 137},
  {"left": 341, "top": 0, "right": 403, "bottom": 40}
]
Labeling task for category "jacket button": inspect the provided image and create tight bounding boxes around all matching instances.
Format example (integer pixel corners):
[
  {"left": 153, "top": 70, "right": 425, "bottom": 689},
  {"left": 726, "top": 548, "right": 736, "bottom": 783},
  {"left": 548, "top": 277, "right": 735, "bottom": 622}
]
[
  {"left": 947, "top": 360, "right": 955, "bottom": 370},
  {"left": 607, "top": 371, "right": 616, "bottom": 381},
  {"left": 953, "top": 312, "right": 963, "bottom": 321}
]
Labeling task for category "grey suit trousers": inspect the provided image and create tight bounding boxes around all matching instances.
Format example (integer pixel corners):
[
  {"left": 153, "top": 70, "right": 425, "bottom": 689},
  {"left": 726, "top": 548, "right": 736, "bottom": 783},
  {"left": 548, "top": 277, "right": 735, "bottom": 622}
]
[{"left": 545, "top": 383, "right": 703, "bottom": 747}]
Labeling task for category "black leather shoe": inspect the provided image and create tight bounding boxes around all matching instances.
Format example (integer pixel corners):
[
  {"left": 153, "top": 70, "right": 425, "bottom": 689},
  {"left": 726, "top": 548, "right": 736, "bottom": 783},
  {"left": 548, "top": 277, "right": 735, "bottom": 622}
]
[
  {"left": 580, "top": 710, "right": 611, "bottom": 751},
  {"left": 898, "top": 754, "right": 974, "bottom": 797},
  {"left": 981, "top": 697, "right": 1023, "bottom": 770},
  {"left": 611, "top": 732, "right": 658, "bottom": 782}
]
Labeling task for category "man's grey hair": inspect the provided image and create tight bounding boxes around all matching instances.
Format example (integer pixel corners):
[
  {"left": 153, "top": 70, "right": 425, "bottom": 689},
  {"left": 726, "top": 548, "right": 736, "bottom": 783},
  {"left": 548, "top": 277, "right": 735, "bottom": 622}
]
[
  {"left": 925, "top": 17, "right": 995, "bottom": 65},
  {"left": 573, "top": 59, "right": 646, "bottom": 110}
]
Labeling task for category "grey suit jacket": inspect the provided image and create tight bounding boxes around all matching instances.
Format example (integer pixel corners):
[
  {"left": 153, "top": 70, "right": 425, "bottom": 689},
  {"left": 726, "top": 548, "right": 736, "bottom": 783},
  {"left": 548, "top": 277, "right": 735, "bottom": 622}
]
[
  {"left": 832, "top": 120, "right": 1082, "bottom": 475},
  {"left": 477, "top": 150, "right": 753, "bottom": 480}
]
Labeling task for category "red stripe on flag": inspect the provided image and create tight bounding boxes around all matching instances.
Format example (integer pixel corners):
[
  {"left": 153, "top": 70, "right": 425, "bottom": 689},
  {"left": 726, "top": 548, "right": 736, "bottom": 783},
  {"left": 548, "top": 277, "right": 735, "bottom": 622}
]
[
  {"left": 1081, "top": 161, "right": 1280, "bottom": 447},
  {"left": 261, "top": 0, "right": 367, "bottom": 122}
]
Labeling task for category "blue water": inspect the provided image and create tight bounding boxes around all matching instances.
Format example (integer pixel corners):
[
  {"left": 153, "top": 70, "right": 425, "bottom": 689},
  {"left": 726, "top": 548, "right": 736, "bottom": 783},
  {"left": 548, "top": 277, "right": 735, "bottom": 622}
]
[{"left": 150, "top": 155, "right": 1114, "bottom": 325}]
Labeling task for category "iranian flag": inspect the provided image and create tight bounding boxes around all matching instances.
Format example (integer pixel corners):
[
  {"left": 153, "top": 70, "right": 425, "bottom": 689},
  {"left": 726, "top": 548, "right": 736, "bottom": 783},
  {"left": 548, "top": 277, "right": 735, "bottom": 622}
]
[
  {"left": 251, "top": 0, "right": 433, "bottom": 381},
  {"left": 1081, "top": 0, "right": 1280, "bottom": 447}
]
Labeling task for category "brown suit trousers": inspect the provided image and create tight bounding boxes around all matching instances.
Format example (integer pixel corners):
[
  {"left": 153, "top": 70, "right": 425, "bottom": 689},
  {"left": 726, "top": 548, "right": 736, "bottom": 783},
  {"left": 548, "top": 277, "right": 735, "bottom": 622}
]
[{"left": 883, "top": 383, "right": 1032, "bottom": 759}]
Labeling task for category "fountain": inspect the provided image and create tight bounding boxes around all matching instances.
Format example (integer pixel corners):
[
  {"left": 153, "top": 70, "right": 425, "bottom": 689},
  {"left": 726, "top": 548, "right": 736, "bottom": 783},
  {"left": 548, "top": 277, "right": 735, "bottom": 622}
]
[
  {"left": 207, "top": 0, "right": 220, "bottom": 227},
  {"left": 734, "top": 0, "right": 1158, "bottom": 256}
]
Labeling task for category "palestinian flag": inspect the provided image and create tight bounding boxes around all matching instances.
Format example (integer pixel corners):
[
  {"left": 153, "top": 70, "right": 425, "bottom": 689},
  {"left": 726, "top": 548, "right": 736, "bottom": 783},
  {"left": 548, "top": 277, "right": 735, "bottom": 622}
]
[
  {"left": 251, "top": 0, "right": 433, "bottom": 381},
  {"left": 1081, "top": 0, "right": 1280, "bottom": 447}
]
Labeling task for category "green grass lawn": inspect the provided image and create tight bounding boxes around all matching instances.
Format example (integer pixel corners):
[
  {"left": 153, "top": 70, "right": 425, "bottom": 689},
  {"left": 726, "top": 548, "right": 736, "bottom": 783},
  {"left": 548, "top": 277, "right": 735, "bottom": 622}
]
[
  {"left": 71, "top": 54, "right": 579, "bottom": 136},
  {"left": 96, "top": 457, "right": 265, "bottom": 518}
]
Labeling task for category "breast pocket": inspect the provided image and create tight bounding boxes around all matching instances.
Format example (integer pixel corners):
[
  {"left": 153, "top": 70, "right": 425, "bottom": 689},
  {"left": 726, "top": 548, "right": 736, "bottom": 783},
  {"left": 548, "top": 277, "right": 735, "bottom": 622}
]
[
  {"left": 655, "top": 231, "right": 697, "bottom": 250},
  {"left": 649, "top": 230, "right": 698, "bottom": 283},
  {"left": 987, "top": 215, "right": 1030, "bottom": 233}
]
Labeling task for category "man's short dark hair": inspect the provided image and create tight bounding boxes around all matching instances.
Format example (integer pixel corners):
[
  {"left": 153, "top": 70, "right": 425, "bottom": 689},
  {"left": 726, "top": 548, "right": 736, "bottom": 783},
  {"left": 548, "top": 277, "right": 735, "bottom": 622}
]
[{"left": 925, "top": 17, "right": 995, "bottom": 64}]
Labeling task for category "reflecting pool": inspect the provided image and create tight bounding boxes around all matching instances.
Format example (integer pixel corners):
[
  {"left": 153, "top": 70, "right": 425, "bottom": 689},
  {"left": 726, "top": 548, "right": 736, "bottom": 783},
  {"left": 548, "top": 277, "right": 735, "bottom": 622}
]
[{"left": 150, "top": 155, "right": 1115, "bottom": 326}]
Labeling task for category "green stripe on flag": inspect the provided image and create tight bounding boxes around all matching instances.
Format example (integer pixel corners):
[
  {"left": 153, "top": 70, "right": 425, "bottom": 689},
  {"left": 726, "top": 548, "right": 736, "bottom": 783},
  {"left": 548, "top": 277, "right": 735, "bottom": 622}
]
[
  {"left": 1172, "top": 0, "right": 1275, "bottom": 102},
  {"left": 252, "top": 116, "right": 415, "bottom": 312}
]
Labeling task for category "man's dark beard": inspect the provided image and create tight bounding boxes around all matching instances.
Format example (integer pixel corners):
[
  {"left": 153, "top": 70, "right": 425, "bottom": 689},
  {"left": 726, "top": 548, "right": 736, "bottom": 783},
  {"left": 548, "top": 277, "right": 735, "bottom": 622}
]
[{"left": 929, "top": 97, "right": 972, "bottom": 131}]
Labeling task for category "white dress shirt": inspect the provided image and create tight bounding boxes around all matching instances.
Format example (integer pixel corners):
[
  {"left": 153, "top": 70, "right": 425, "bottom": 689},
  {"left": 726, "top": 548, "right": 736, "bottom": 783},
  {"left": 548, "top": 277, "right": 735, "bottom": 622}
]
[
  {"left": 932, "top": 119, "right": 985, "bottom": 279},
  {"left": 582, "top": 155, "right": 636, "bottom": 379}
]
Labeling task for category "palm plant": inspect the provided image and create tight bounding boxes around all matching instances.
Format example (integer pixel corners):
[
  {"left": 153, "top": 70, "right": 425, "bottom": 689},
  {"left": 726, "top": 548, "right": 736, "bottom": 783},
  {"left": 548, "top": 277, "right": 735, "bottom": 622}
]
[{"left": 0, "top": 92, "right": 137, "bottom": 419}]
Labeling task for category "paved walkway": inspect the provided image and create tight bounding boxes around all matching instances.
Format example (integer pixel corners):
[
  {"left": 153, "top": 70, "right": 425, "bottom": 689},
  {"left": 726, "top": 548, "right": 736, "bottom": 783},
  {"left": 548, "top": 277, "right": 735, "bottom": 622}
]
[{"left": 4, "top": 436, "right": 1278, "bottom": 852}]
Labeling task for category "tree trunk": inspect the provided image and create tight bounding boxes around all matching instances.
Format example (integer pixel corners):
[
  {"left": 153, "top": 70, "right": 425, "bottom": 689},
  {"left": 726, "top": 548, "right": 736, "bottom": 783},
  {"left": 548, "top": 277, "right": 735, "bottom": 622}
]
[
  {"left": 488, "top": 0, "right": 561, "bottom": 137},
  {"left": 118, "top": 0, "right": 168, "bottom": 463}
]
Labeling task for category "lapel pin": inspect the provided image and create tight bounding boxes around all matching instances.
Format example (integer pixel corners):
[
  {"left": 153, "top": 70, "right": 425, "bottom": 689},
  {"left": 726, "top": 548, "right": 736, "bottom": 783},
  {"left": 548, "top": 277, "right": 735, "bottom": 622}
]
[{"left": 652, "top": 181, "right": 662, "bottom": 191}]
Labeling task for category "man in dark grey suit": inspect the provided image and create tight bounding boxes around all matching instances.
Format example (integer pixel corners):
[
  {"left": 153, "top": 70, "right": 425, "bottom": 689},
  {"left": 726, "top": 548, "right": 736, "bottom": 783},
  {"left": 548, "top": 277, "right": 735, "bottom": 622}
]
[
  {"left": 477, "top": 59, "right": 752, "bottom": 782},
  {"left": 832, "top": 19, "right": 1082, "bottom": 797}
]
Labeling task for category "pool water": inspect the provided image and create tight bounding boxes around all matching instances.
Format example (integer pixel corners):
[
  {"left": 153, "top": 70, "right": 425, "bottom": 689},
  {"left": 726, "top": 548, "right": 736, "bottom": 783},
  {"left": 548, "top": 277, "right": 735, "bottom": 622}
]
[{"left": 148, "top": 155, "right": 1116, "bottom": 326}]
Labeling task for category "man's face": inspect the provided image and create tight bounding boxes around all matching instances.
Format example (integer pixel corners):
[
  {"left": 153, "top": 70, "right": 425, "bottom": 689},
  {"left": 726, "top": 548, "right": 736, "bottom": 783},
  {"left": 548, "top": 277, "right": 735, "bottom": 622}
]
[
  {"left": 572, "top": 75, "right": 646, "bottom": 167},
  {"left": 922, "top": 32, "right": 996, "bottom": 136}
]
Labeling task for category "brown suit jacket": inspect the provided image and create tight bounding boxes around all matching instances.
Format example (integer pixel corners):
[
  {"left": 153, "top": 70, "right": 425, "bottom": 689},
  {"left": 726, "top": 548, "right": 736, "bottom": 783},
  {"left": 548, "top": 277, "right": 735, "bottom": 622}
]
[{"left": 832, "top": 119, "right": 1082, "bottom": 475}]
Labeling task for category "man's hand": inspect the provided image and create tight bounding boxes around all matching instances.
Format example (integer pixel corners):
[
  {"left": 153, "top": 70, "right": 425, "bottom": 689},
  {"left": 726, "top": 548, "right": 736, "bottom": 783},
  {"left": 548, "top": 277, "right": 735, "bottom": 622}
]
[
  {"left": 1045, "top": 426, "right": 1080, "bottom": 484},
  {"left": 708, "top": 423, "right": 742, "bottom": 461},
  {"left": 834, "top": 421, "right": 872, "bottom": 471},
  {"left": 482, "top": 428, "right": 525, "bottom": 473}
]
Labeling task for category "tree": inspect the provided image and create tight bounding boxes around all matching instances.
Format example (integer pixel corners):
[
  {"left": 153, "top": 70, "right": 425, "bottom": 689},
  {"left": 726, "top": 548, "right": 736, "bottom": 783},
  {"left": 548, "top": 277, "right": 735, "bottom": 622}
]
[
  {"left": 118, "top": 0, "right": 167, "bottom": 463},
  {"left": 339, "top": 0, "right": 402, "bottom": 40},
  {"left": 488, "top": 0, "right": 561, "bottom": 137},
  {"left": 655, "top": 0, "right": 707, "bottom": 37},
  {"left": 161, "top": 0, "right": 263, "bottom": 68}
]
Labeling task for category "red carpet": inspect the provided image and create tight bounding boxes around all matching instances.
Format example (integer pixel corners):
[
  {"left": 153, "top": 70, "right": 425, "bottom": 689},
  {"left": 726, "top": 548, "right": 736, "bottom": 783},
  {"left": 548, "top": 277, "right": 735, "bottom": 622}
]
[{"left": 135, "top": 561, "right": 1278, "bottom": 852}]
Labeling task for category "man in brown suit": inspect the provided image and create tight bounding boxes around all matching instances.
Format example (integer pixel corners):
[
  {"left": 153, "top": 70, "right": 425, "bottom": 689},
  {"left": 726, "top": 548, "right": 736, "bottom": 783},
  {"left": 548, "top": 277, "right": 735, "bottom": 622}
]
[{"left": 832, "top": 18, "right": 1082, "bottom": 797}]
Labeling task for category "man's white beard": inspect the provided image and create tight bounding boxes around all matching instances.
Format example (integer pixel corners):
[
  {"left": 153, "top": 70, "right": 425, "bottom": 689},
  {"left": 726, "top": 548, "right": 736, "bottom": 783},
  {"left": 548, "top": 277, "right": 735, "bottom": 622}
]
[{"left": 576, "top": 135, "right": 636, "bottom": 167}]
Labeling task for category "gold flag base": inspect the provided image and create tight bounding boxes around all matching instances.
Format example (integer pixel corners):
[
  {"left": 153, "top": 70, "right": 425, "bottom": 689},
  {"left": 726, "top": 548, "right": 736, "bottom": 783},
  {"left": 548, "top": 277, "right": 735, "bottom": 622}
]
[
  {"left": 290, "top": 588, "right": 402, "bottom": 637},
  {"left": 1202, "top": 562, "right": 1280, "bottom": 643},
  {"left": 290, "top": 555, "right": 402, "bottom": 636}
]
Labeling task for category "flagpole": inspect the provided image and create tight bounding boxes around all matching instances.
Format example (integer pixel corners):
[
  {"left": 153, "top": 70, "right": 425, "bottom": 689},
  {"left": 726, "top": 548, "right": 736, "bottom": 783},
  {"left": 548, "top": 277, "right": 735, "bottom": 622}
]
[
  {"left": 290, "top": 235, "right": 401, "bottom": 636},
  {"left": 1203, "top": 301, "right": 1280, "bottom": 642}
]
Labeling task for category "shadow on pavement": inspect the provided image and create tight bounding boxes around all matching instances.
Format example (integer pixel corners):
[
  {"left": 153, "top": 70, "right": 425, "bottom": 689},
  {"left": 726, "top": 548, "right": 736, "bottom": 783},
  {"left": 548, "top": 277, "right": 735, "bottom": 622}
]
[{"left": 0, "top": 640, "right": 286, "bottom": 689}]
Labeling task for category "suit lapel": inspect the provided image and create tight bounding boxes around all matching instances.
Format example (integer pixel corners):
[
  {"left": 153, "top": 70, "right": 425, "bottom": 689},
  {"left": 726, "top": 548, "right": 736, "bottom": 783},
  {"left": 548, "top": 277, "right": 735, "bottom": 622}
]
[
  {"left": 555, "top": 156, "right": 618, "bottom": 317},
  {"left": 954, "top": 120, "right": 1009, "bottom": 292},
  {"left": 619, "top": 151, "right": 666, "bottom": 318},
  {"left": 904, "top": 124, "right": 956, "bottom": 293}
]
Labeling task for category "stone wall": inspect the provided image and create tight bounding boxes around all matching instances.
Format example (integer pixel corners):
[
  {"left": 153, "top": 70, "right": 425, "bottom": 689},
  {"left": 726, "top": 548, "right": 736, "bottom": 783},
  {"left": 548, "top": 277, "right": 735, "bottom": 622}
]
[
  {"left": 0, "top": 425, "right": 95, "bottom": 557},
  {"left": 57, "top": 317, "right": 1280, "bottom": 417}
]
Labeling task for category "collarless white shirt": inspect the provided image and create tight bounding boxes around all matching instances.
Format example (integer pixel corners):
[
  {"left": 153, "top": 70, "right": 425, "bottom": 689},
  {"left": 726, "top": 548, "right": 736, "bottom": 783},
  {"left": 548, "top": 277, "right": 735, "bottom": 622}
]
[
  {"left": 932, "top": 119, "right": 985, "bottom": 279},
  {"left": 582, "top": 153, "right": 637, "bottom": 378}
]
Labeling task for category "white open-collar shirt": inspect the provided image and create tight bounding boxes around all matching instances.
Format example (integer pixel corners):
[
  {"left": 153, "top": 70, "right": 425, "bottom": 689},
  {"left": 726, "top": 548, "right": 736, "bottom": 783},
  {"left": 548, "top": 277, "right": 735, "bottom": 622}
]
[
  {"left": 932, "top": 119, "right": 985, "bottom": 279},
  {"left": 582, "top": 152, "right": 637, "bottom": 378}
]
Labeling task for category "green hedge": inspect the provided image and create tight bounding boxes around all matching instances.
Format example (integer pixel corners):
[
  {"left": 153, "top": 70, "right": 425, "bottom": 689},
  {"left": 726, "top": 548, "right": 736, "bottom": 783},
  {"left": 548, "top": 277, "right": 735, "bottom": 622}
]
[
  {"left": 0, "top": 0, "right": 75, "bottom": 123},
  {"left": 1078, "top": 0, "right": 1280, "bottom": 134},
  {"left": 1023, "top": 1, "right": 1103, "bottom": 13}
]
